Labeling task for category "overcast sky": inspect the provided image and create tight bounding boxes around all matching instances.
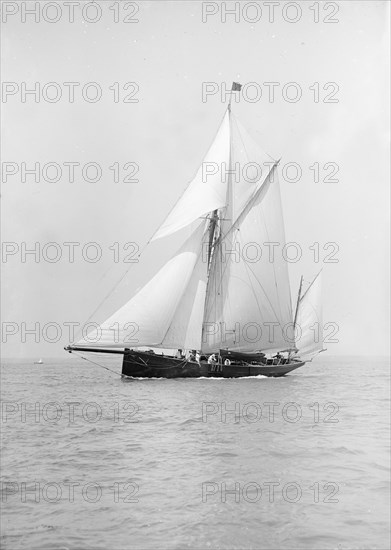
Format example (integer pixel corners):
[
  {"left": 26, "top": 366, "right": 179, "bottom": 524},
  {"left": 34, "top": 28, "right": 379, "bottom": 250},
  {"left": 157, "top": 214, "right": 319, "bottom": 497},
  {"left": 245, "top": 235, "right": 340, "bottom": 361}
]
[{"left": 1, "top": 0, "right": 389, "bottom": 358}]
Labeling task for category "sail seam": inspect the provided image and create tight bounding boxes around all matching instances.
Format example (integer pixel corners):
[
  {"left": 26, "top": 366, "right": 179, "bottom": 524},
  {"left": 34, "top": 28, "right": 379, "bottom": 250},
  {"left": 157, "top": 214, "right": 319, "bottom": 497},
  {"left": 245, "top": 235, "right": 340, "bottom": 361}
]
[
  {"left": 215, "top": 162, "right": 277, "bottom": 246},
  {"left": 151, "top": 107, "right": 231, "bottom": 242},
  {"left": 201, "top": 105, "right": 233, "bottom": 344},
  {"left": 158, "top": 222, "right": 209, "bottom": 348},
  {"left": 242, "top": 259, "right": 287, "bottom": 332}
]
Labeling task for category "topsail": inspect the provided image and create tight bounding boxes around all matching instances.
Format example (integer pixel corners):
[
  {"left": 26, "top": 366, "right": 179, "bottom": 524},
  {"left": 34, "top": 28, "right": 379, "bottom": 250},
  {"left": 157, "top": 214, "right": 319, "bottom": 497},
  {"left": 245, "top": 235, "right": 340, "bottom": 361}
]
[{"left": 151, "top": 110, "right": 230, "bottom": 240}]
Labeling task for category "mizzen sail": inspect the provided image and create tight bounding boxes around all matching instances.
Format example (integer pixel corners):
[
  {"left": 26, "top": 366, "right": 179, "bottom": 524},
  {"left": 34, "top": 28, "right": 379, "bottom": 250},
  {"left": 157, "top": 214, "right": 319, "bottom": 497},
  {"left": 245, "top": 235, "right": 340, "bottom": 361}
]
[{"left": 295, "top": 271, "right": 324, "bottom": 360}]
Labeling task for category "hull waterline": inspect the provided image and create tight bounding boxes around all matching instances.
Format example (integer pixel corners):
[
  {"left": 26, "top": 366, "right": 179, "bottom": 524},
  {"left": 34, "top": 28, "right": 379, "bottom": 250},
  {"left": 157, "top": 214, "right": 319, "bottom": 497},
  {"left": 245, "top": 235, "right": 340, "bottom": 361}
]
[{"left": 121, "top": 350, "right": 305, "bottom": 379}]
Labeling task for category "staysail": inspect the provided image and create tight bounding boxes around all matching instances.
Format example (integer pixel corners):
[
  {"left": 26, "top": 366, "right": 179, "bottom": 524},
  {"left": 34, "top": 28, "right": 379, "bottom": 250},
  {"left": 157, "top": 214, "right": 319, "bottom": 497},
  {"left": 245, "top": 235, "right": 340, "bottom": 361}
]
[{"left": 295, "top": 271, "right": 324, "bottom": 360}]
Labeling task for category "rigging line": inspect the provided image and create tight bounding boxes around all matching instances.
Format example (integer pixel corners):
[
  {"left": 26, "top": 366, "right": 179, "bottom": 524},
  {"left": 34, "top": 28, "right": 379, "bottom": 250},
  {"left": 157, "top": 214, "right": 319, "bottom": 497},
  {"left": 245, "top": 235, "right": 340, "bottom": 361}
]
[
  {"left": 204, "top": 235, "right": 237, "bottom": 339},
  {"left": 223, "top": 124, "right": 287, "bottom": 324},
  {"left": 219, "top": 231, "right": 242, "bottom": 342},
  {"left": 242, "top": 259, "right": 287, "bottom": 332},
  {"left": 242, "top": 258, "right": 268, "bottom": 327},
  {"left": 231, "top": 112, "right": 276, "bottom": 164},
  {"left": 265, "top": 169, "right": 294, "bottom": 321},
  {"left": 71, "top": 350, "right": 128, "bottom": 378},
  {"left": 204, "top": 165, "right": 276, "bottom": 319},
  {"left": 202, "top": 111, "right": 244, "bottom": 334},
  {"left": 271, "top": 162, "right": 295, "bottom": 321},
  {"left": 72, "top": 237, "right": 152, "bottom": 344},
  {"left": 201, "top": 224, "right": 219, "bottom": 343},
  {"left": 202, "top": 227, "right": 241, "bottom": 330},
  {"left": 202, "top": 226, "right": 233, "bottom": 347},
  {"left": 203, "top": 116, "right": 257, "bottom": 329},
  {"left": 215, "top": 162, "right": 277, "bottom": 246},
  {"left": 219, "top": 104, "right": 234, "bottom": 323},
  {"left": 258, "top": 195, "right": 287, "bottom": 323},
  {"left": 204, "top": 198, "right": 251, "bottom": 323},
  {"left": 203, "top": 116, "right": 236, "bottom": 326},
  {"left": 202, "top": 108, "right": 232, "bottom": 336},
  {"left": 200, "top": 117, "right": 278, "bottom": 342},
  {"left": 202, "top": 220, "right": 227, "bottom": 322},
  {"left": 203, "top": 180, "right": 285, "bottom": 340},
  {"left": 249, "top": 156, "right": 286, "bottom": 321}
]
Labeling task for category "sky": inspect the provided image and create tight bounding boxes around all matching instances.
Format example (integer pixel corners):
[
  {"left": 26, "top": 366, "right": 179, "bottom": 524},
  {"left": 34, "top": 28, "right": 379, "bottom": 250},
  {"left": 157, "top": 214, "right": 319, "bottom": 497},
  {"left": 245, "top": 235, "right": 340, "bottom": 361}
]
[{"left": 1, "top": 0, "right": 390, "bottom": 358}]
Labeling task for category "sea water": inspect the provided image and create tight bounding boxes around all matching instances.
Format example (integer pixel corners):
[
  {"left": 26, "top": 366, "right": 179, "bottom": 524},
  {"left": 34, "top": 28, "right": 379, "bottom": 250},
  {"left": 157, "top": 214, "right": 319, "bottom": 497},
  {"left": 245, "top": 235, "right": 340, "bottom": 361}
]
[{"left": 1, "top": 356, "right": 389, "bottom": 550}]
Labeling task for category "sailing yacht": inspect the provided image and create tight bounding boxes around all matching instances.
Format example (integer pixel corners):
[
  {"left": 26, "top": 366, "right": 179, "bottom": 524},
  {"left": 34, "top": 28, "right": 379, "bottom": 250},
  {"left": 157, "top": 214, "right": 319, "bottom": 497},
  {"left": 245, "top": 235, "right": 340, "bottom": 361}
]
[{"left": 66, "top": 83, "right": 324, "bottom": 378}]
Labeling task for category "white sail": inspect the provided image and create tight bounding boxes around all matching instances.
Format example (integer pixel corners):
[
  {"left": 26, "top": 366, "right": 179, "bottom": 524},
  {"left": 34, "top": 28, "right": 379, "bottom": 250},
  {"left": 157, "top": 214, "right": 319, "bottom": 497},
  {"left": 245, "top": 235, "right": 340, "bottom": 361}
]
[
  {"left": 202, "top": 164, "right": 294, "bottom": 354},
  {"left": 76, "top": 221, "right": 207, "bottom": 349},
  {"left": 295, "top": 271, "right": 323, "bottom": 360},
  {"left": 161, "top": 248, "right": 208, "bottom": 350},
  {"left": 152, "top": 110, "right": 230, "bottom": 240},
  {"left": 201, "top": 111, "right": 294, "bottom": 353},
  {"left": 72, "top": 103, "right": 317, "bottom": 360},
  {"left": 229, "top": 113, "right": 276, "bottom": 220}
]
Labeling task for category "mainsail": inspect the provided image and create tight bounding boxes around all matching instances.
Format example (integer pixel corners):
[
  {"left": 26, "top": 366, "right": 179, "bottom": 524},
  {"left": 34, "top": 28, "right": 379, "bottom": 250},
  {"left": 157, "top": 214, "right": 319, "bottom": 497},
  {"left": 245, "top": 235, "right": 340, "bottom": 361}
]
[
  {"left": 201, "top": 113, "right": 294, "bottom": 353},
  {"left": 76, "top": 98, "right": 298, "bottom": 355},
  {"left": 295, "top": 271, "right": 324, "bottom": 360}
]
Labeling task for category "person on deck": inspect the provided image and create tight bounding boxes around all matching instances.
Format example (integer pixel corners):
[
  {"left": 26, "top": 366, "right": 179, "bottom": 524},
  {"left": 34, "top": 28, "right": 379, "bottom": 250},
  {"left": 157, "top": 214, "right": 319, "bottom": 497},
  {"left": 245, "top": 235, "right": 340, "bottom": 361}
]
[
  {"left": 208, "top": 354, "right": 217, "bottom": 364},
  {"left": 175, "top": 349, "right": 184, "bottom": 359},
  {"left": 273, "top": 352, "right": 282, "bottom": 364},
  {"left": 224, "top": 358, "right": 231, "bottom": 366}
]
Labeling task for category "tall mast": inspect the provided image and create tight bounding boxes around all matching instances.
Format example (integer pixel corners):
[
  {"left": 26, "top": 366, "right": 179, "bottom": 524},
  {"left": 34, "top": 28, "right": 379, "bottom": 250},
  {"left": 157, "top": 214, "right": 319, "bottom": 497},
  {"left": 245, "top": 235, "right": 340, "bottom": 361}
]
[
  {"left": 292, "top": 275, "right": 304, "bottom": 351},
  {"left": 202, "top": 99, "right": 233, "bottom": 349},
  {"left": 286, "top": 276, "right": 303, "bottom": 359},
  {"left": 206, "top": 95, "right": 233, "bottom": 271},
  {"left": 207, "top": 209, "right": 218, "bottom": 267},
  {"left": 205, "top": 85, "right": 237, "bottom": 270}
]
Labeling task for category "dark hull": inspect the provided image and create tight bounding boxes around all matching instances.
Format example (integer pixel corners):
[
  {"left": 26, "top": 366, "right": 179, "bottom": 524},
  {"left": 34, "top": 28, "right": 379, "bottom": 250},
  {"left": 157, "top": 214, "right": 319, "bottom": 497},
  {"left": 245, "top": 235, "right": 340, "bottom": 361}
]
[{"left": 121, "top": 351, "right": 304, "bottom": 379}]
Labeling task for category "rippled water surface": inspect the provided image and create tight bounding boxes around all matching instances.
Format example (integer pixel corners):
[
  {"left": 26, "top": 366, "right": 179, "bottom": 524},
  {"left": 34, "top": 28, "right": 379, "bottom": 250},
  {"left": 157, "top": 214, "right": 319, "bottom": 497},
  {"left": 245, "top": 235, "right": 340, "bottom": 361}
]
[{"left": 1, "top": 356, "right": 390, "bottom": 550}]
